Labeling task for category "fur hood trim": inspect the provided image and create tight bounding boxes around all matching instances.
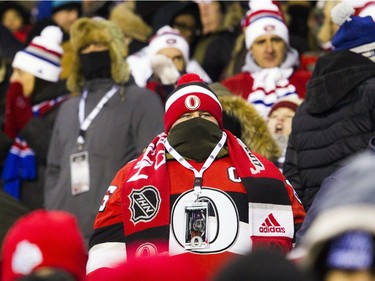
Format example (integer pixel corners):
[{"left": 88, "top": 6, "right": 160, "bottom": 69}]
[
  {"left": 218, "top": 95, "right": 281, "bottom": 161},
  {"left": 110, "top": 3, "right": 152, "bottom": 43},
  {"left": 67, "top": 18, "right": 130, "bottom": 92}
]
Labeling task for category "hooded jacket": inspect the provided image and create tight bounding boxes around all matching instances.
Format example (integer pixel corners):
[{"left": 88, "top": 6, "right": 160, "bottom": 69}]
[
  {"left": 284, "top": 50, "right": 375, "bottom": 211},
  {"left": 295, "top": 140, "right": 375, "bottom": 244}
]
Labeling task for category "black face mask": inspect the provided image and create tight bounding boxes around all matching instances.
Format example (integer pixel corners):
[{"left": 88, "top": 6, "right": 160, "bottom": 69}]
[
  {"left": 167, "top": 117, "right": 222, "bottom": 162},
  {"left": 79, "top": 50, "right": 112, "bottom": 81}
]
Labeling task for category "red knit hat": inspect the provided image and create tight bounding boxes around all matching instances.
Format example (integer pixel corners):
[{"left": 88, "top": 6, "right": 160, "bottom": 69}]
[
  {"left": 268, "top": 98, "right": 301, "bottom": 117},
  {"left": 164, "top": 73, "right": 223, "bottom": 133},
  {"left": 1, "top": 210, "right": 87, "bottom": 281}
]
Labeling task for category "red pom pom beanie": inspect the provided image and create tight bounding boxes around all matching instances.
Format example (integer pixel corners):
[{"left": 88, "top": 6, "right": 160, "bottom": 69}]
[
  {"left": 164, "top": 73, "right": 223, "bottom": 133},
  {"left": 1, "top": 210, "right": 87, "bottom": 281}
]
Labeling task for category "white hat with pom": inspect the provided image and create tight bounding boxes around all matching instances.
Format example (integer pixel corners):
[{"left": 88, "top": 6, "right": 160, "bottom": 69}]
[
  {"left": 12, "top": 26, "right": 63, "bottom": 82},
  {"left": 243, "top": 0, "right": 289, "bottom": 50}
]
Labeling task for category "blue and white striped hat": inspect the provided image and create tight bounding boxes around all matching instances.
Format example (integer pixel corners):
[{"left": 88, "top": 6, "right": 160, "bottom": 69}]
[{"left": 12, "top": 26, "right": 63, "bottom": 82}]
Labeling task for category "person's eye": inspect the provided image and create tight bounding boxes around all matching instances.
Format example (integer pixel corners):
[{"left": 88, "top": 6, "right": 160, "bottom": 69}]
[
  {"left": 271, "top": 37, "right": 283, "bottom": 44},
  {"left": 172, "top": 55, "right": 184, "bottom": 62},
  {"left": 200, "top": 113, "right": 212, "bottom": 118},
  {"left": 254, "top": 39, "right": 266, "bottom": 45},
  {"left": 180, "top": 114, "right": 192, "bottom": 119}
]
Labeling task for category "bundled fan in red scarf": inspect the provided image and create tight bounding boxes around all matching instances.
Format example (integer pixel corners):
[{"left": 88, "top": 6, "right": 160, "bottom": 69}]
[{"left": 120, "top": 74, "right": 305, "bottom": 257}]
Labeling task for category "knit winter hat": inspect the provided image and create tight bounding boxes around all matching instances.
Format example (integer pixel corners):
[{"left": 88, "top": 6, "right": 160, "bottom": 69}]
[
  {"left": 164, "top": 73, "right": 223, "bottom": 133},
  {"left": 148, "top": 26, "right": 189, "bottom": 64},
  {"left": 243, "top": 0, "right": 289, "bottom": 49},
  {"left": 331, "top": 2, "right": 375, "bottom": 51},
  {"left": 1, "top": 210, "right": 87, "bottom": 281},
  {"left": 356, "top": 1, "right": 375, "bottom": 19},
  {"left": 12, "top": 26, "right": 63, "bottom": 82},
  {"left": 51, "top": 0, "right": 81, "bottom": 15},
  {"left": 268, "top": 98, "right": 301, "bottom": 117},
  {"left": 326, "top": 230, "right": 375, "bottom": 270}
]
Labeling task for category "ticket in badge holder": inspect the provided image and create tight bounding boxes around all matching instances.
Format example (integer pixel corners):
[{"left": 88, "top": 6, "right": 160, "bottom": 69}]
[
  {"left": 70, "top": 151, "right": 90, "bottom": 196},
  {"left": 184, "top": 201, "right": 209, "bottom": 250}
]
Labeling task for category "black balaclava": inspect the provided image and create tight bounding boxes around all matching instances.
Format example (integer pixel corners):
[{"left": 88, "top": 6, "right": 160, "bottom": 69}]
[
  {"left": 167, "top": 117, "right": 222, "bottom": 162},
  {"left": 79, "top": 50, "right": 112, "bottom": 81}
]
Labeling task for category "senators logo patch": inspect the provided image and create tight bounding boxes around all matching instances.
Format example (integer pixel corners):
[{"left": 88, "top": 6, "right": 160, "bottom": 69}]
[
  {"left": 185, "top": 95, "right": 200, "bottom": 110},
  {"left": 129, "top": 186, "right": 161, "bottom": 224}
]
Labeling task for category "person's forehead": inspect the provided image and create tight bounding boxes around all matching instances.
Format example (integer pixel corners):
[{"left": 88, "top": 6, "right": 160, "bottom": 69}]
[
  {"left": 158, "top": 48, "right": 183, "bottom": 55},
  {"left": 254, "top": 34, "right": 284, "bottom": 42},
  {"left": 181, "top": 110, "right": 209, "bottom": 114}
]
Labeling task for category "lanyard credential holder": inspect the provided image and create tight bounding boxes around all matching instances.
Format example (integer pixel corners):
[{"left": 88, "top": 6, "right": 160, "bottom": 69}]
[
  {"left": 70, "top": 85, "right": 119, "bottom": 196},
  {"left": 164, "top": 131, "right": 227, "bottom": 250},
  {"left": 77, "top": 85, "right": 119, "bottom": 150}
]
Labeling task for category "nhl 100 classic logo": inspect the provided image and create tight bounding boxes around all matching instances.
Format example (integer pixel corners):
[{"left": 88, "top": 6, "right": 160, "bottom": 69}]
[{"left": 129, "top": 186, "right": 161, "bottom": 224}]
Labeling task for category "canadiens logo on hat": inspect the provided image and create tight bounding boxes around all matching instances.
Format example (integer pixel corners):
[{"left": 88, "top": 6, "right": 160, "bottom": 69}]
[
  {"left": 264, "top": 25, "right": 276, "bottom": 32},
  {"left": 166, "top": 38, "right": 177, "bottom": 45}
]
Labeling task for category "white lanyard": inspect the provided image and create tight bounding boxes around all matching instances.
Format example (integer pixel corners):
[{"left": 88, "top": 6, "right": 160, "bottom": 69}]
[
  {"left": 77, "top": 85, "right": 119, "bottom": 147},
  {"left": 164, "top": 131, "right": 227, "bottom": 198}
]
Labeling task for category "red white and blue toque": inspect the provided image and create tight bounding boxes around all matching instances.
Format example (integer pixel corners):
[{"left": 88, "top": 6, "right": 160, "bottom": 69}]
[
  {"left": 243, "top": 0, "right": 289, "bottom": 49},
  {"left": 12, "top": 26, "right": 63, "bottom": 82},
  {"left": 331, "top": 2, "right": 375, "bottom": 52},
  {"left": 164, "top": 73, "right": 223, "bottom": 133},
  {"left": 148, "top": 25, "right": 189, "bottom": 64}
]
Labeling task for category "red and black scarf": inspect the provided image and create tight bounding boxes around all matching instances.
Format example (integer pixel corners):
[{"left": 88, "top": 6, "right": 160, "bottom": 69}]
[{"left": 122, "top": 130, "right": 296, "bottom": 257}]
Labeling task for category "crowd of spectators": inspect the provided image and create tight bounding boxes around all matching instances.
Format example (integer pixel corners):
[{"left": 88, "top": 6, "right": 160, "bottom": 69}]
[{"left": 1, "top": 1, "right": 375, "bottom": 281}]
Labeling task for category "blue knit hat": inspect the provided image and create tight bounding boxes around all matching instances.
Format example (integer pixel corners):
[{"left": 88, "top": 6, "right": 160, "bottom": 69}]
[
  {"left": 331, "top": 2, "right": 375, "bottom": 51},
  {"left": 327, "top": 230, "right": 375, "bottom": 270}
]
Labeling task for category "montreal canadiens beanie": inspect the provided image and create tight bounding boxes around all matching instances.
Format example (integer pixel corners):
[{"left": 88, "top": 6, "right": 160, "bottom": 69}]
[
  {"left": 243, "top": 0, "right": 289, "bottom": 50},
  {"left": 12, "top": 26, "right": 63, "bottom": 82},
  {"left": 164, "top": 73, "right": 223, "bottom": 133},
  {"left": 148, "top": 25, "right": 189, "bottom": 64},
  {"left": 1, "top": 210, "right": 87, "bottom": 281},
  {"left": 331, "top": 2, "right": 375, "bottom": 51}
]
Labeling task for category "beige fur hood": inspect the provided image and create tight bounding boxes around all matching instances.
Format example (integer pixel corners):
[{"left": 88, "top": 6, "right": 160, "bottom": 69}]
[
  {"left": 67, "top": 17, "right": 130, "bottom": 93},
  {"left": 218, "top": 95, "right": 281, "bottom": 162}
]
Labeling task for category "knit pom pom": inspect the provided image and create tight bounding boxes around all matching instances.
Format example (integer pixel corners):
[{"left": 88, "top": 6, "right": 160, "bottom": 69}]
[
  {"left": 40, "top": 26, "right": 63, "bottom": 45},
  {"left": 331, "top": 2, "right": 355, "bottom": 26},
  {"left": 248, "top": 0, "right": 278, "bottom": 12},
  {"left": 176, "top": 73, "right": 203, "bottom": 85}
]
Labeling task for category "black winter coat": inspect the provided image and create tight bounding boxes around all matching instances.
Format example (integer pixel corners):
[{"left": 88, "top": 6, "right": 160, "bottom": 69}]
[{"left": 284, "top": 50, "right": 375, "bottom": 211}]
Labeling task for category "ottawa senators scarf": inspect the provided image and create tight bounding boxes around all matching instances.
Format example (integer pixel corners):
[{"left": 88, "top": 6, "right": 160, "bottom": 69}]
[{"left": 122, "top": 130, "right": 296, "bottom": 258}]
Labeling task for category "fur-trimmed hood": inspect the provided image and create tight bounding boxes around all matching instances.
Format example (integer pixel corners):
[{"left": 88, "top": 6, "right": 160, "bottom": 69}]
[
  {"left": 217, "top": 93, "right": 281, "bottom": 162},
  {"left": 110, "top": 2, "right": 152, "bottom": 43},
  {"left": 67, "top": 17, "right": 130, "bottom": 93}
]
